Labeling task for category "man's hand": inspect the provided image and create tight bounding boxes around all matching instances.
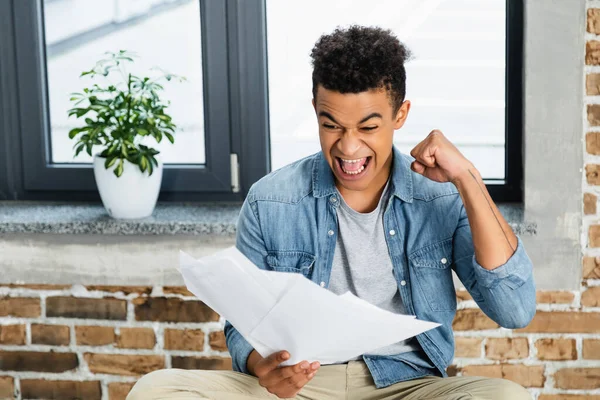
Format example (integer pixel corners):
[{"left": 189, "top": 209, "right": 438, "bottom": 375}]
[
  {"left": 409, "top": 130, "right": 474, "bottom": 185},
  {"left": 248, "top": 350, "right": 320, "bottom": 398}
]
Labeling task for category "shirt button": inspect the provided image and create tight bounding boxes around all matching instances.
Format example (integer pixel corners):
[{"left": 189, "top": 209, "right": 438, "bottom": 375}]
[
  {"left": 441, "top": 258, "right": 448, "bottom": 264},
  {"left": 400, "top": 280, "right": 406, "bottom": 286},
  {"left": 330, "top": 197, "right": 337, "bottom": 204},
  {"left": 320, "top": 281, "right": 326, "bottom": 288},
  {"left": 389, "top": 230, "right": 396, "bottom": 236},
  {"left": 328, "top": 230, "right": 334, "bottom": 236}
]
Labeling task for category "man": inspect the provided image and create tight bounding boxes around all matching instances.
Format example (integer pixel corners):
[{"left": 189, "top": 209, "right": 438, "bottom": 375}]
[{"left": 129, "top": 26, "right": 535, "bottom": 400}]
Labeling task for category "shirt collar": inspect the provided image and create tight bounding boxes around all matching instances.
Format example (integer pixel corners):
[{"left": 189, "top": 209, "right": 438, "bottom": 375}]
[{"left": 312, "top": 146, "right": 414, "bottom": 203}]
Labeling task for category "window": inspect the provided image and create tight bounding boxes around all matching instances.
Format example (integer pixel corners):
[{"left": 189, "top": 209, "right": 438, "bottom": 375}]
[
  {"left": 44, "top": 0, "right": 206, "bottom": 165},
  {"left": 266, "top": 0, "right": 523, "bottom": 201},
  {"left": 0, "top": 0, "right": 521, "bottom": 202}
]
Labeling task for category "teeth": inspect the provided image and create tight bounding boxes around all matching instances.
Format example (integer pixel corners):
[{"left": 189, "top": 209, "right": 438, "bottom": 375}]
[
  {"left": 340, "top": 158, "right": 364, "bottom": 164},
  {"left": 342, "top": 165, "right": 365, "bottom": 175}
]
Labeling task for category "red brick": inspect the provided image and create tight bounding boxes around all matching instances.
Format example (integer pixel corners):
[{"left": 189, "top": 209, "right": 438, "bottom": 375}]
[
  {"left": 455, "top": 291, "right": 473, "bottom": 302},
  {"left": 586, "top": 193, "right": 599, "bottom": 215},
  {"left": 461, "top": 364, "right": 545, "bottom": 388},
  {"left": 582, "top": 287, "right": 600, "bottom": 307},
  {"left": 554, "top": 368, "right": 600, "bottom": 389},
  {"left": 454, "top": 337, "right": 482, "bottom": 358},
  {"left": 589, "top": 9, "right": 600, "bottom": 34},
  {"left": 536, "top": 338, "right": 577, "bottom": 361},
  {"left": 171, "top": 356, "right": 232, "bottom": 371},
  {"left": 209, "top": 331, "right": 227, "bottom": 351},
  {"left": 164, "top": 329, "right": 204, "bottom": 351},
  {"left": 20, "top": 379, "right": 101, "bottom": 400},
  {"left": 84, "top": 353, "right": 164, "bottom": 376},
  {"left": 116, "top": 328, "right": 155, "bottom": 349},
  {"left": 587, "top": 41, "right": 600, "bottom": 65},
  {"left": 31, "top": 324, "right": 70, "bottom": 346},
  {"left": 536, "top": 291, "right": 574, "bottom": 304},
  {"left": 0, "top": 297, "right": 40, "bottom": 317},
  {"left": 588, "top": 75, "right": 600, "bottom": 96},
  {"left": 0, "top": 284, "right": 71, "bottom": 290},
  {"left": 584, "top": 339, "right": 600, "bottom": 359},
  {"left": 0, "top": 376, "right": 13, "bottom": 398},
  {"left": 108, "top": 382, "right": 135, "bottom": 400},
  {"left": 163, "top": 286, "right": 194, "bottom": 296},
  {"left": 0, "top": 351, "right": 78, "bottom": 372},
  {"left": 485, "top": 338, "right": 529, "bottom": 360},
  {"left": 584, "top": 256, "right": 600, "bottom": 279},
  {"left": 452, "top": 309, "right": 499, "bottom": 331},
  {"left": 75, "top": 326, "right": 115, "bottom": 346},
  {"left": 0, "top": 325, "right": 25, "bottom": 345},
  {"left": 133, "top": 297, "right": 219, "bottom": 323},
  {"left": 588, "top": 132, "right": 600, "bottom": 155},
  {"left": 588, "top": 165, "right": 600, "bottom": 186},
  {"left": 85, "top": 285, "right": 152, "bottom": 295},
  {"left": 516, "top": 312, "right": 600, "bottom": 333},
  {"left": 46, "top": 297, "right": 127, "bottom": 320}
]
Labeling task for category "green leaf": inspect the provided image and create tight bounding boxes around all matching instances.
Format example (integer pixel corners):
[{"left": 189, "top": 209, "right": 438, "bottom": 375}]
[
  {"left": 86, "top": 142, "right": 93, "bottom": 156},
  {"left": 104, "top": 156, "right": 117, "bottom": 169},
  {"left": 114, "top": 159, "right": 124, "bottom": 177},
  {"left": 140, "top": 156, "right": 148, "bottom": 172},
  {"left": 74, "top": 143, "right": 85, "bottom": 156},
  {"left": 68, "top": 128, "right": 82, "bottom": 139},
  {"left": 164, "top": 132, "right": 174, "bottom": 144},
  {"left": 136, "top": 128, "right": 149, "bottom": 136}
]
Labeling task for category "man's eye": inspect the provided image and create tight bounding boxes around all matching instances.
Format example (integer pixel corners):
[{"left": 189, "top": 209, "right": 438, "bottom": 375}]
[
  {"left": 362, "top": 126, "right": 378, "bottom": 131},
  {"left": 323, "top": 124, "right": 337, "bottom": 129}
]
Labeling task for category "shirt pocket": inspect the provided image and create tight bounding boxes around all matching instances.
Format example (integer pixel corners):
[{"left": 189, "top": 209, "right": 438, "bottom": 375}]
[
  {"left": 409, "top": 238, "right": 457, "bottom": 312},
  {"left": 265, "top": 251, "right": 316, "bottom": 278}
]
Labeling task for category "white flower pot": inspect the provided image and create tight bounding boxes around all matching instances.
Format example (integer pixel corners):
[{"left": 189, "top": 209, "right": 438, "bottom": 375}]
[{"left": 93, "top": 155, "right": 163, "bottom": 219}]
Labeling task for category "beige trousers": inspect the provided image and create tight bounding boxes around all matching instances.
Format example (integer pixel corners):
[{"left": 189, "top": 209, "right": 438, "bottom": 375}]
[{"left": 127, "top": 361, "right": 531, "bottom": 400}]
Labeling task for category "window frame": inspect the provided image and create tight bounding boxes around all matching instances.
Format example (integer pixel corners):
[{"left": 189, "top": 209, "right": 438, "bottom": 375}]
[{"left": 0, "top": 0, "right": 521, "bottom": 202}]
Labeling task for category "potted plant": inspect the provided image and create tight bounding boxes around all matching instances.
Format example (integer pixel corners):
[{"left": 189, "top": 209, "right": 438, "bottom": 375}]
[{"left": 67, "top": 50, "right": 184, "bottom": 219}]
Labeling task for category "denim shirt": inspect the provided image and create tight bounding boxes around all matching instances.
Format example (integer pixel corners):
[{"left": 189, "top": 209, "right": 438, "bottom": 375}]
[{"left": 225, "top": 147, "right": 536, "bottom": 388}]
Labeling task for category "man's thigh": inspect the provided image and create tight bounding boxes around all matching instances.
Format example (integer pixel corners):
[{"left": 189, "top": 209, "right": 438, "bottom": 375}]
[
  {"left": 127, "top": 368, "right": 279, "bottom": 400},
  {"left": 376, "top": 375, "right": 532, "bottom": 400},
  {"left": 127, "top": 367, "right": 347, "bottom": 400}
]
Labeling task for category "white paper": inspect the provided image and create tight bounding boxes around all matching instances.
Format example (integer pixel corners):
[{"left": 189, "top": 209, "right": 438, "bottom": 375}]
[{"left": 179, "top": 247, "right": 440, "bottom": 366}]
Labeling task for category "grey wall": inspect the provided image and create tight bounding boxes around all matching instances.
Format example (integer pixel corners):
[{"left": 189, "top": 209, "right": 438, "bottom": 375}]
[{"left": 522, "top": 0, "right": 585, "bottom": 289}]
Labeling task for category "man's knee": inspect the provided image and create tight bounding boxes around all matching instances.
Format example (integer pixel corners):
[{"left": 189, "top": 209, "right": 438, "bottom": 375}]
[
  {"left": 483, "top": 378, "right": 531, "bottom": 400},
  {"left": 127, "top": 369, "right": 179, "bottom": 400}
]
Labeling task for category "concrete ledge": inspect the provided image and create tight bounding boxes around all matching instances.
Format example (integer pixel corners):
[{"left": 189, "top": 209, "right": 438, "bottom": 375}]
[
  {"left": 0, "top": 202, "right": 240, "bottom": 236},
  {"left": 0, "top": 202, "right": 536, "bottom": 236}
]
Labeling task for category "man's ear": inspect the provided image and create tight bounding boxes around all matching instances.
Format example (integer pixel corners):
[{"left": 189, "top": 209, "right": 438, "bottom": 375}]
[
  {"left": 312, "top": 98, "right": 316, "bottom": 113},
  {"left": 394, "top": 100, "right": 411, "bottom": 130}
]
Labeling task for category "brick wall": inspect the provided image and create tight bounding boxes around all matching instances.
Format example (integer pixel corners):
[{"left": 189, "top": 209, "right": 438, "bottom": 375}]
[
  {"left": 1, "top": 286, "right": 600, "bottom": 399},
  {"left": 0, "top": 284, "right": 230, "bottom": 400}
]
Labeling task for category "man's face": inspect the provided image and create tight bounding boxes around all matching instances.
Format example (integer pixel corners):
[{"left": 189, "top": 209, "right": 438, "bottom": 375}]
[{"left": 313, "top": 86, "right": 410, "bottom": 194}]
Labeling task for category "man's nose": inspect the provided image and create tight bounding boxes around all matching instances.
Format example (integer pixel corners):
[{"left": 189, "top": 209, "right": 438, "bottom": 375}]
[{"left": 338, "top": 130, "right": 362, "bottom": 156}]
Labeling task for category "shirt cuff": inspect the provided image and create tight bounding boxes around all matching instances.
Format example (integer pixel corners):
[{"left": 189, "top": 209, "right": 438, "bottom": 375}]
[
  {"left": 224, "top": 322, "right": 255, "bottom": 375},
  {"left": 471, "top": 237, "right": 533, "bottom": 289}
]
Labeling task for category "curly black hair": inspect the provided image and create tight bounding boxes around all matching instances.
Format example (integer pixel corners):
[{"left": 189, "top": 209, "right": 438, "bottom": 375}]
[{"left": 310, "top": 25, "right": 411, "bottom": 114}]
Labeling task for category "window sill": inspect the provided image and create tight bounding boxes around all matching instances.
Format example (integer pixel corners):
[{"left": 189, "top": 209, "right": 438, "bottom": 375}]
[
  {"left": 0, "top": 202, "right": 241, "bottom": 236},
  {"left": 0, "top": 202, "right": 535, "bottom": 236}
]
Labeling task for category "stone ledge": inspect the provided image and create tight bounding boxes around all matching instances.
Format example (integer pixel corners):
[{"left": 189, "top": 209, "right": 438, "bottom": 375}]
[
  {"left": 0, "top": 202, "right": 535, "bottom": 236},
  {"left": 0, "top": 202, "right": 239, "bottom": 236}
]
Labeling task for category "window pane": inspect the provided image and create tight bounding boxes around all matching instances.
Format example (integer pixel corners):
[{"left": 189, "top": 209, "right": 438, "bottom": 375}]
[
  {"left": 266, "top": 0, "right": 506, "bottom": 180},
  {"left": 43, "top": 0, "right": 205, "bottom": 164}
]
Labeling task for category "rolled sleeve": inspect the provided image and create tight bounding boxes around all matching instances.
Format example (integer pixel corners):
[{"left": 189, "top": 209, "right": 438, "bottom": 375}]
[
  {"left": 471, "top": 237, "right": 533, "bottom": 290},
  {"left": 224, "top": 321, "right": 255, "bottom": 374}
]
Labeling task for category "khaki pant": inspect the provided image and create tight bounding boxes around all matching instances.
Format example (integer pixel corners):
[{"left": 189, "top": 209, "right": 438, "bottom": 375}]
[{"left": 127, "top": 361, "right": 531, "bottom": 400}]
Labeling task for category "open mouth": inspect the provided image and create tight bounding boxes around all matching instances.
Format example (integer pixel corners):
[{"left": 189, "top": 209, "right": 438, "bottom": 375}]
[{"left": 335, "top": 156, "right": 371, "bottom": 179}]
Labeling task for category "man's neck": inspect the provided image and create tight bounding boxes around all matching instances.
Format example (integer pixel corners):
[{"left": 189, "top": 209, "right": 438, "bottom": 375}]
[{"left": 337, "top": 170, "right": 391, "bottom": 213}]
